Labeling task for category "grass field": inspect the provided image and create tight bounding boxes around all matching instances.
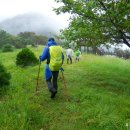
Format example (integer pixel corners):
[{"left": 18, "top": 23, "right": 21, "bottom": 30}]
[{"left": 0, "top": 46, "right": 130, "bottom": 130}]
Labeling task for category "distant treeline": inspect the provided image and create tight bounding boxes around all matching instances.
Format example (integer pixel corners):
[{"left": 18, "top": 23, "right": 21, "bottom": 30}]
[{"left": 0, "top": 29, "right": 48, "bottom": 49}]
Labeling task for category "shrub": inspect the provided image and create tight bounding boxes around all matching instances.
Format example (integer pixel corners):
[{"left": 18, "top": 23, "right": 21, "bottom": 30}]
[
  {"left": 0, "top": 63, "right": 11, "bottom": 87},
  {"left": 2, "top": 44, "right": 13, "bottom": 52},
  {"left": 114, "top": 49, "right": 130, "bottom": 59},
  {"left": 123, "top": 50, "right": 130, "bottom": 59},
  {"left": 115, "top": 49, "right": 124, "bottom": 58},
  {"left": 16, "top": 48, "right": 39, "bottom": 67}
]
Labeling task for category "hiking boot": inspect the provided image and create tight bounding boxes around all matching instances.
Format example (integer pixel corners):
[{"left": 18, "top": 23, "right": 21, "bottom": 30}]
[{"left": 51, "top": 91, "right": 57, "bottom": 99}]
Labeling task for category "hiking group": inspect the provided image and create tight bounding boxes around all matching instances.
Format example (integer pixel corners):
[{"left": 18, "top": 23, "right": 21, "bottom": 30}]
[
  {"left": 39, "top": 38, "right": 81, "bottom": 99},
  {"left": 66, "top": 47, "right": 81, "bottom": 64}
]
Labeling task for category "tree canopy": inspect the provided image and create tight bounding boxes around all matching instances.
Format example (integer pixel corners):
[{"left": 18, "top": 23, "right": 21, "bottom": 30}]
[
  {"left": 0, "top": 29, "right": 48, "bottom": 49},
  {"left": 54, "top": 0, "right": 130, "bottom": 48}
]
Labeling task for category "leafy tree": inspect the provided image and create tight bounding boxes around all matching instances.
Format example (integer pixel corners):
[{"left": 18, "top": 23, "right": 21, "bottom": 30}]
[
  {"left": 54, "top": 0, "right": 130, "bottom": 48},
  {"left": 0, "top": 30, "right": 14, "bottom": 48},
  {"left": 34, "top": 35, "right": 48, "bottom": 46},
  {"left": 16, "top": 48, "right": 38, "bottom": 67},
  {"left": 18, "top": 32, "right": 48, "bottom": 46},
  {"left": 0, "top": 63, "right": 11, "bottom": 87},
  {"left": 0, "top": 29, "right": 26, "bottom": 49},
  {"left": 12, "top": 36, "right": 27, "bottom": 49},
  {"left": 59, "top": 17, "right": 107, "bottom": 53},
  {"left": 0, "top": 30, "right": 48, "bottom": 49},
  {"left": 18, "top": 32, "right": 36, "bottom": 39}
]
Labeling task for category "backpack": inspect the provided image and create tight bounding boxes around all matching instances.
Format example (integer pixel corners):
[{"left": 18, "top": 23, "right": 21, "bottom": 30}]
[
  {"left": 49, "top": 46, "right": 63, "bottom": 71},
  {"left": 76, "top": 50, "right": 81, "bottom": 56}
]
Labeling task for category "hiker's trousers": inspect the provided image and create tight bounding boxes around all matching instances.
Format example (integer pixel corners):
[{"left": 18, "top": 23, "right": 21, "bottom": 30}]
[
  {"left": 46, "top": 71, "right": 59, "bottom": 92},
  {"left": 67, "top": 55, "right": 72, "bottom": 64}
]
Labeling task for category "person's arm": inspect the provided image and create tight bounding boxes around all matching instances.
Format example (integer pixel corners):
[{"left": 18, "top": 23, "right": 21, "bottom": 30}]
[{"left": 40, "top": 47, "right": 49, "bottom": 61}]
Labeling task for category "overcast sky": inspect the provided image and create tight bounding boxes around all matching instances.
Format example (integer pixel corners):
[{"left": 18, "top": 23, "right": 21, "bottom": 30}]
[{"left": 0, "top": 0, "right": 70, "bottom": 28}]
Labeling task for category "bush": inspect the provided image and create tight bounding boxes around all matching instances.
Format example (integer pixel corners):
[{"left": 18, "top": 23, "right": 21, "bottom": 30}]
[
  {"left": 115, "top": 48, "right": 124, "bottom": 58},
  {"left": 114, "top": 49, "right": 130, "bottom": 59},
  {"left": 16, "top": 48, "right": 39, "bottom": 67},
  {"left": 0, "top": 63, "right": 11, "bottom": 87},
  {"left": 123, "top": 50, "right": 130, "bottom": 59},
  {"left": 2, "top": 44, "right": 14, "bottom": 52}
]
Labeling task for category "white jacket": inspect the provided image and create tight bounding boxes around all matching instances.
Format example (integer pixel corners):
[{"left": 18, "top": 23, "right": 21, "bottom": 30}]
[{"left": 66, "top": 48, "right": 74, "bottom": 58}]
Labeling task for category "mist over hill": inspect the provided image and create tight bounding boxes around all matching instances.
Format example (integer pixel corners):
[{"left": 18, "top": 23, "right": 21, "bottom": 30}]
[{"left": 0, "top": 13, "right": 67, "bottom": 36}]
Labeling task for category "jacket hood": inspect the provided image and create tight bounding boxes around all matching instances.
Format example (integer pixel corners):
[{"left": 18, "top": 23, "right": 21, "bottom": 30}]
[
  {"left": 48, "top": 37, "right": 55, "bottom": 41},
  {"left": 47, "top": 40, "right": 57, "bottom": 47}
]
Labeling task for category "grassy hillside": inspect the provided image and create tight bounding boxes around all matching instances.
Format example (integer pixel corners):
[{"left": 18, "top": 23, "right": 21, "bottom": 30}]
[{"left": 0, "top": 46, "right": 130, "bottom": 130}]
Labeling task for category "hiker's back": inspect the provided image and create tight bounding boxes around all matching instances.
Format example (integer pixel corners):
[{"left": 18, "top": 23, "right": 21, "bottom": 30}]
[
  {"left": 66, "top": 48, "right": 74, "bottom": 57},
  {"left": 76, "top": 50, "right": 81, "bottom": 56}
]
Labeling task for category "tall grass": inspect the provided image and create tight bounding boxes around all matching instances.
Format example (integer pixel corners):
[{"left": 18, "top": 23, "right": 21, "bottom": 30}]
[{"left": 0, "top": 46, "right": 130, "bottom": 130}]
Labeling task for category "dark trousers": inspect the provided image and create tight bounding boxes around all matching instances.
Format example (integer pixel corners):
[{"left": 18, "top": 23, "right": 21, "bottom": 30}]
[
  {"left": 67, "top": 55, "right": 72, "bottom": 64},
  {"left": 46, "top": 71, "right": 59, "bottom": 92}
]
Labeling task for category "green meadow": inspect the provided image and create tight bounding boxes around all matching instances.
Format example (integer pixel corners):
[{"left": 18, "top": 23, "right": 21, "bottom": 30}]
[{"left": 0, "top": 46, "right": 130, "bottom": 130}]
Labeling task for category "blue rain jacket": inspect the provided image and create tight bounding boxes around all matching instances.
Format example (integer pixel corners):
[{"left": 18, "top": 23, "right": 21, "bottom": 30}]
[{"left": 40, "top": 40, "right": 64, "bottom": 80}]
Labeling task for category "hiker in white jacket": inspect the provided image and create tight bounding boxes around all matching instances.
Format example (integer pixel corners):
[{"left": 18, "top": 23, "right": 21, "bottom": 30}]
[{"left": 66, "top": 47, "right": 74, "bottom": 64}]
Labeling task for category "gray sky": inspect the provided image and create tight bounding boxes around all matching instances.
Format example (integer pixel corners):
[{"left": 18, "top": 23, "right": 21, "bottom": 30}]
[{"left": 0, "top": 0, "right": 70, "bottom": 28}]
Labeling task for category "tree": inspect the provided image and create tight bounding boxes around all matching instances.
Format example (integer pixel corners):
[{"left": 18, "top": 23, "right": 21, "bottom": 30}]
[
  {"left": 54, "top": 0, "right": 130, "bottom": 48},
  {"left": 18, "top": 32, "right": 48, "bottom": 46},
  {"left": 34, "top": 35, "right": 48, "bottom": 46},
  {"left": 0, "top": 30, "right": 14, "bottom": 48},
  {"left": 12, "top": 36, "right": 27, "bottom": 49},
  {"left": 0, "top": 30, "right": 48, "bottom": 49}
]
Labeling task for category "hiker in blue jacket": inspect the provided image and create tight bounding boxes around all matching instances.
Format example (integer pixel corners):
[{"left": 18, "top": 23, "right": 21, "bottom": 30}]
[{"left": 40, "top": 38, "right": 64, "bottom": 98}]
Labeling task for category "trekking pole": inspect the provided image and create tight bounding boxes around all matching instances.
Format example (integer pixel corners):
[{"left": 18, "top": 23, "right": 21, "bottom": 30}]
[
  {"left": 61, "top": 70, "right": 69, "bottom": 97},
  {"left": 36, "top": 58, "right": 41, "bottom": 93}
]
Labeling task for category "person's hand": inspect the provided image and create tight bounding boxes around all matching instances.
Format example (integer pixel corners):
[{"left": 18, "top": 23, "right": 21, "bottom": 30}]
[
  {"left": 60, "top": 67, "right": 64, "bottom": 72},
  {"left": 39, "top": 55, "right": 42, "bottom": 61}
]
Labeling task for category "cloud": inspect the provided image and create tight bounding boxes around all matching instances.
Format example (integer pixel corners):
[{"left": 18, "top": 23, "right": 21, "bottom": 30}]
[
  {"left": 0, "top": 0, "right": 70, "bottom": 28},
  {"left": 0, "top": 12, "right": 66, "bottom": 35}
]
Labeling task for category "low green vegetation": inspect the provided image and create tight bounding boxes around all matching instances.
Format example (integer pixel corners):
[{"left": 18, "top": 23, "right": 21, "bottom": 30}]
[
  {"left": 16, "top": 48, "right": 39, "bottom": 67},
  {"left": 0, "top": 63, "right": 11, "bottom": 87},
  {"left": 0, "top": 46, "right": 130, "bottom": 130}
]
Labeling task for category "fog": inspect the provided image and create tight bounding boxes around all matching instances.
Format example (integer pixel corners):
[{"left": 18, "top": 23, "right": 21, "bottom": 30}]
[
  {"left": 0, "top": 0, "right": 70, "bottom": 36},
  {"left": 0, "top": 12, "right": 69, "bottom": 36}
]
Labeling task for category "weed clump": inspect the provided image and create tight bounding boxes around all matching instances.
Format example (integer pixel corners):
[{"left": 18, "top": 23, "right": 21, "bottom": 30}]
[{"left": 16, "top": 48, "right": 38, "bottom": 67}]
